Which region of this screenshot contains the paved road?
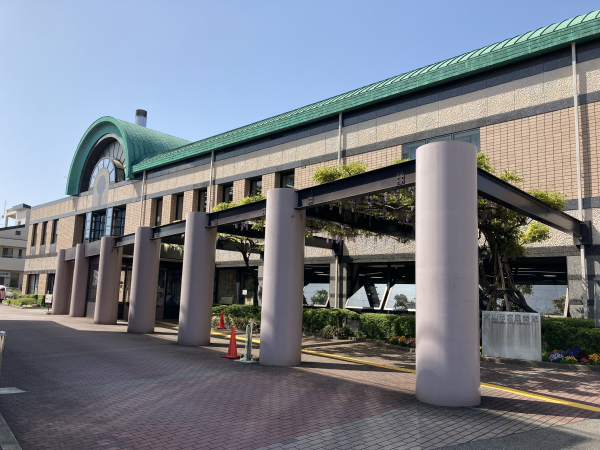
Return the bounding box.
[0,307,599,449]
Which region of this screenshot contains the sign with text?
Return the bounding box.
[482,311,541,361]
[45,294,53,304]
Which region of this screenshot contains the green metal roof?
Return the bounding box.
[65,117,190,195]
[132,10,600,174]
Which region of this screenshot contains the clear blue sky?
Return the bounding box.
[1,0,598,214]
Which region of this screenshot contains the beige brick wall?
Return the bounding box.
[56,215,84,250]
[38,273,48,296]
[163,195,177,224]
[183,190,197,217]
[213,185,224,208]
[124,202,140,235]
[262,173,280,192]
[233,179,249,202]
[480,103,600,198]
[22,274,29,294]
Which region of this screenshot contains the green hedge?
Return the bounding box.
[541,318,600,353]
[4,294,45,307]
[357,313,416,340]
[302,308,359,333]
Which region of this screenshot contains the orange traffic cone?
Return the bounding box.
[217,311,225,329]
[221,327,240,360]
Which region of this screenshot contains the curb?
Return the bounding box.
[481,356,600,372]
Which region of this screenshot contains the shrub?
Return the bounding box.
[357,314,398,340]
[541,318,600,354]
[302,308,359,333]
[320,325,354,339]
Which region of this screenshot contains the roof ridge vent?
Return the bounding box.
[135,109,147,127]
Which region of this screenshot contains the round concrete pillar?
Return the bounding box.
[178,212,218,346]
[70,243,89,317]
[260,188,306,366]
[52,249,73,315]
[127,227,161,334]
[94,236,123,325]
[415,140,480,407]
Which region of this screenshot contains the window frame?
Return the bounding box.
[222,183,234,203]
[197,190,207,213]
[155,198,163,227]
[280,171,295,189]
[175,194,185,221]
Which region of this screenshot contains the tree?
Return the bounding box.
[310,289,329,306]
[213,195,265,307]
[476,153,566,312]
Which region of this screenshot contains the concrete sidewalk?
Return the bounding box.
[0,308,598,449]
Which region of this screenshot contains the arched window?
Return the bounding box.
[89,157,125,189]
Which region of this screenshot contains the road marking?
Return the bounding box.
[0,388,25,395]
[155,321,600,413]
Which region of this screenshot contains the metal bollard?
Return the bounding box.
[238,322,258,363]
[0,331,6,382]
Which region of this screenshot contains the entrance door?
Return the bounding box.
[86,263,99,317]
[155,269,167,320]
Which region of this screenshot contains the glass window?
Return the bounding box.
[401,129,480,161]
[88,157,125,190]
[155,198,163,226]
[222,184,234,203]
[384,284,416,311]
[217,269,238,304]
[250,178,262,196]
[453,129,480,151]
[51,219,59,244]
[9,273,19,288]
[40,222,47,245]
[83,212,92,243]
[198,190,207,212]
[28,274,39,295]
[304,284,330,306]
[112,209,126,236]
[2,248,13,257]
[31,224,38,246]
[402,140,425,161]
[18,249,22,258]
[46,274,55,294]
[175,194,184,221]
[90,212,106,242]
[346,265,388,309]
[281,171,295,189]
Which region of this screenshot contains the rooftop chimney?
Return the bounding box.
[135,109,147,127]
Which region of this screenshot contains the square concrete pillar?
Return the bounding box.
[94,236,124,325]
[178,212,218,346]
[260,188,306,366]
[127,227,161,334]
[69,243,89,317]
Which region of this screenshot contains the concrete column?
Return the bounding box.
[69,244,89,317]
[260,188,306,366]
[52,249,73,315]
[127,227,161,334]
[415,140,480,407]
[178,212,218,346]
[94,236,124,325]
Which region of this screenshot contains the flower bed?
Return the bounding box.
[545,348,600,365]
[388,336,416,348]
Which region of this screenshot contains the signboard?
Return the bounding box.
[482,311,541,361]
[0,272,9,278]
[45,294,53,304]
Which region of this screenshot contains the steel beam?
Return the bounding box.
[306,208,415,240]
[207,200,266,227]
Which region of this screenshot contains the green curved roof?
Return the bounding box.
[132,10,600,173]
[65,117,190,195]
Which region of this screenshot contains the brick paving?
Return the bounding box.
[0,307,598,449]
